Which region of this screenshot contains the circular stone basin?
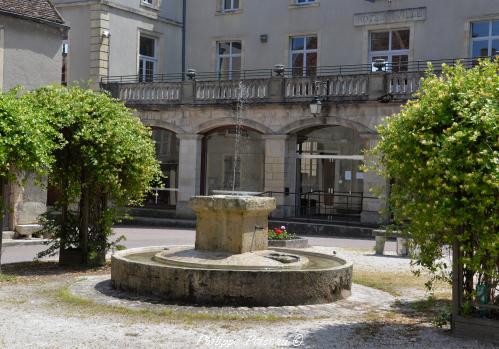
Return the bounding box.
[111,246,353,306]
[152,246,310,270]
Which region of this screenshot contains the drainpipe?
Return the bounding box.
[181,0,186,80]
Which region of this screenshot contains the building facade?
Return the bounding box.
[106,0,499,224]
[0,0,67,236]
[102,0,499,226]
[186,0,499,73]
[54,0,183,85]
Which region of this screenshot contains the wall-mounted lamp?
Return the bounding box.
[309,96,322,116]
[260,34,268,43]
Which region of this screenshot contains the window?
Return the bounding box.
[217,41,241,80]
[470,20,499,58]
[141,0,153,4]
[369,29,410,72]
[139,35,157,82]
[290,35,317,76]
[296,0,316,4]
[221,0,239,12]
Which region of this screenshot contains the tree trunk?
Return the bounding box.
[79,169,90,265]
[452,239,463,325]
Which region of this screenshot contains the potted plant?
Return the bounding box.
[268,225,308,248]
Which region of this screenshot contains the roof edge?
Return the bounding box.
[0,9,69,30]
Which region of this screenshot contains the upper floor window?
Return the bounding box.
[221,0,239,12]
[471,20,499,58]
[369,29,409,72]
[139,35,157,82]
[217,41,242,80]
[296,0,316,4]
[290,35,317,76]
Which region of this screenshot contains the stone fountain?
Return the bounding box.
[111,195,352,306]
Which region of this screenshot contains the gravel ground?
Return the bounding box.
[0,247,491,349]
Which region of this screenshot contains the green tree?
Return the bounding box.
[370,60,499,310]
[0,89,56,272]
[27,85,161,266]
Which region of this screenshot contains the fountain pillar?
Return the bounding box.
[188,195,276,254]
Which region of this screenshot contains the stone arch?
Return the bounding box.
[278,116,377,136]
[194,117,273,135]
[140,119,187,135]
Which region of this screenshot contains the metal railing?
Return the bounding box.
[257,190,380,225]
[101,56,494,84]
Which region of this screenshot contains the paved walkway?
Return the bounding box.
[1,226,396,264]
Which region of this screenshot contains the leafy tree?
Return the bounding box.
[370,60,498,311]
[26,86,161,266]
[0,89,56,272]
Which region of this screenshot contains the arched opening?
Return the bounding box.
[143,127,179,209]
[295,125,368,217]
[202,126,264,195]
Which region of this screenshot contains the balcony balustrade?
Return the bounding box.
[101,57,484,106]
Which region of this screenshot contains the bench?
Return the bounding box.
[372,229,409,257]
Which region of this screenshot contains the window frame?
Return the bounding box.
[470,19,499,58]
[138,34,158,82]
[289,35,318,77]
[221,0,240,13]
[216,40,242,80]
[368,29,410,72]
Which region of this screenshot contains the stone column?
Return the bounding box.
[360,135,386,225]
[263,135,294,218]
[176,134,203,219]
[89,4,109,89]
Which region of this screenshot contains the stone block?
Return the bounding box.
[15,224,42,239]
[374,235,386,255]
[15,202,45,225]
[396,237,408,256]
[189,195,276,254]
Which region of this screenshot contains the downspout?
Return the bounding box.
[182,0,186,80]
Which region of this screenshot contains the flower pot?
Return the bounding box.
[268,237,309,249]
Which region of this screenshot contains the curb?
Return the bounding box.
[2,239,50,247]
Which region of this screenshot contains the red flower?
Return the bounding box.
[274,228,283,235]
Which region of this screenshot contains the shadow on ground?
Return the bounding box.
[1,261,110,277]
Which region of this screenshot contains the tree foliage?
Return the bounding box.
[0,89,56,179]
[370,60,499,308]
[24,85,161,265]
